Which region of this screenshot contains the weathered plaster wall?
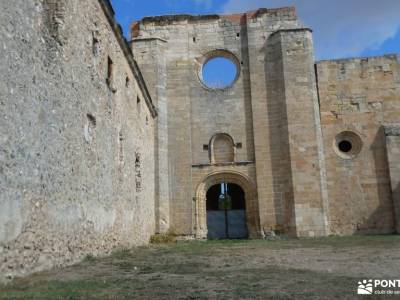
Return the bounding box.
[0,0,156,281]
[316,55,400,234]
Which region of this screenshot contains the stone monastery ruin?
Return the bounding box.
[1,0,399,280]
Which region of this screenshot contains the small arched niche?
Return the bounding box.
[210,133,235,164]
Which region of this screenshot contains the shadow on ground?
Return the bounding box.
[1,235,400,300]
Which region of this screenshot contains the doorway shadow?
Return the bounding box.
[206,183,248,239]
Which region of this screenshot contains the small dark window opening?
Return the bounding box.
[85,114,96,144]
[236,33,240,37]
[240,61,244,65]
[137,96,141,113]
[107,56,113,87]
[135,152,142,192]
[338,140,352,153]
[87,113,96,127]
[92,37,100,56]
[203,144,209,151]
[236,142,242,149]
[118,131,124,163]
[125,76,130,88]
[193,37,196,42]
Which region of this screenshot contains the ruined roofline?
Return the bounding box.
[270,28,313,36]
[130,7,296,35]
[98,0,157,117]
[316,53,400,64]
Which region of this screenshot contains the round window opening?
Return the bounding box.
[201,55,239,90]
[338,140,352,153]
[334,131,363,159]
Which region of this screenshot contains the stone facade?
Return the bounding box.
[1,1,399,281]
[316,56,400,234]
[132,9,400,239]
[385,125,400,233]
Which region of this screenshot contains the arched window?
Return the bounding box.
[210,133,235,164]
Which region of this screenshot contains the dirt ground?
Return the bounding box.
[1,235,400,299]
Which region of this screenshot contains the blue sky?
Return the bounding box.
[110,0,400,60]
[203,57,238,88]
[110,0,223,25]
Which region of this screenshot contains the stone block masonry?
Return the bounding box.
[0,0,156,281]
[316,55,400,235]
[385,125,400,233]
[1,0,400,282]
[132,9,399,239]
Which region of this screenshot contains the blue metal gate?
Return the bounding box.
[206,183,248,239]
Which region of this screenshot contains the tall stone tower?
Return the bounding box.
[131,8,329,238]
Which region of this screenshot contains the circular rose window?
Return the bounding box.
[198,50,240,90]
[333,131,363,159]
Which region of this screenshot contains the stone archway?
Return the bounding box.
[194,171,260,239]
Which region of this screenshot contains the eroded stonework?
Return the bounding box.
[131,8,399,240]
[1,0,399,281]
[0,0,156,281]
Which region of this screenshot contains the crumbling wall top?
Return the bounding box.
[98,0,157,117]
[131,7,296,38]
[316,53,399,65]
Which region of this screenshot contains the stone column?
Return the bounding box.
[276,28,329,237]
[132,38,170,234]
[385,125,400,233]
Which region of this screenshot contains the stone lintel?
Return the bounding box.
[192,161,254,168]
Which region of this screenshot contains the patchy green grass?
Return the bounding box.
[149,233,177,244]
[1,235,399,300]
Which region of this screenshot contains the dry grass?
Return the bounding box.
[1,235,399,299]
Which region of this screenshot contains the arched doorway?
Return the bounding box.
[194,171,260,239]
[206,183,248,239]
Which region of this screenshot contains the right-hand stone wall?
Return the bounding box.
[385,125,400,233]
[316,55,400,235]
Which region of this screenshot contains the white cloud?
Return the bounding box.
[222,0,400,59]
